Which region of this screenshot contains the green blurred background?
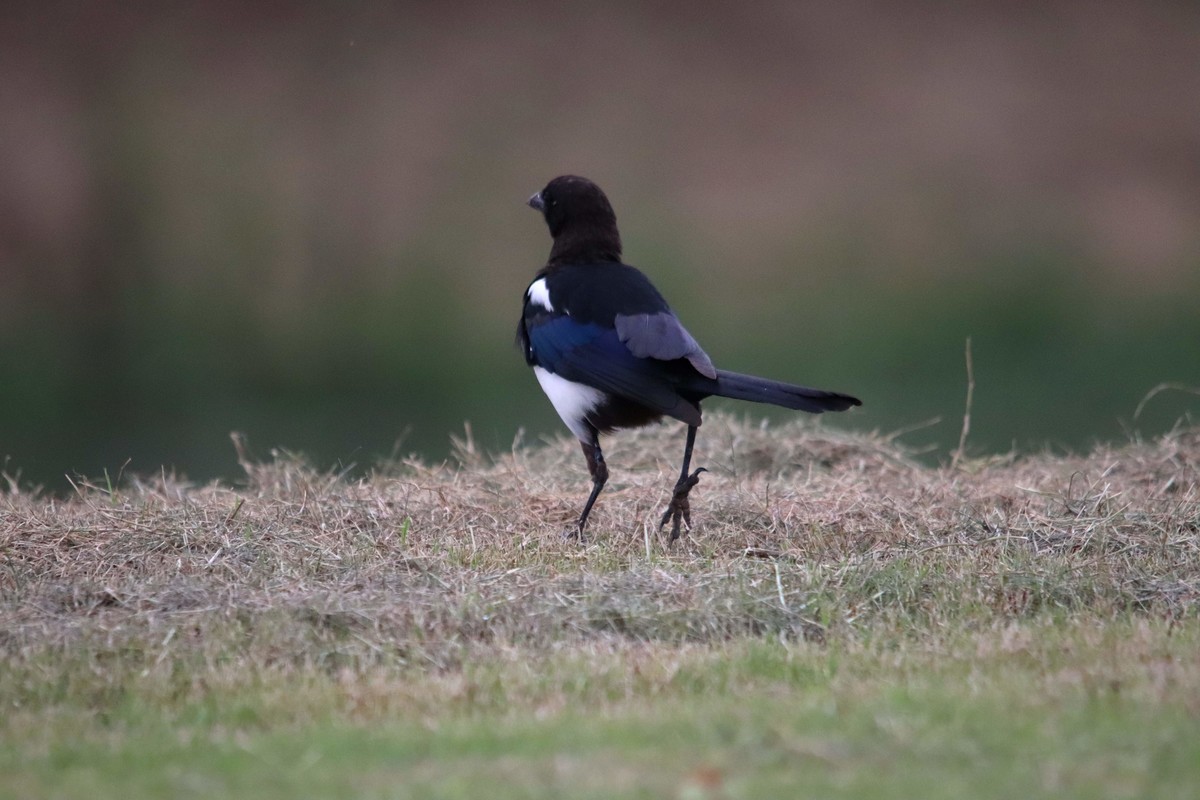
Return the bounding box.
[2,2,1198,489]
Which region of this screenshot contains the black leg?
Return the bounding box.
[575,433,608,539]
[659,425,706,542]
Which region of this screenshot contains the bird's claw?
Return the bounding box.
[659,467,707,543]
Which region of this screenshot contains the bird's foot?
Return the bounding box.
[659,467,707,543]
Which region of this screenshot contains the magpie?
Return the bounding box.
[517,175,861,541]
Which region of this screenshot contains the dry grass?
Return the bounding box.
[3,415,1200,797]
[2,414,1197,671]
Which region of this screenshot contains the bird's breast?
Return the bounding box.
[532,366,607,441]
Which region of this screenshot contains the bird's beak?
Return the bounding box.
[527,191,545,212]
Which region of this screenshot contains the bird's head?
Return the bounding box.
[528,175,622,265]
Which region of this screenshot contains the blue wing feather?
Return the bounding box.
[526,316,700,424]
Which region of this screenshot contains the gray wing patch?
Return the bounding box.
[614,312,717,379]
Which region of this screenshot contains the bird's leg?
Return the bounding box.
[574,435,608,539]
[659,425,706,543]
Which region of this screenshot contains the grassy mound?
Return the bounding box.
[2,415,1198,798]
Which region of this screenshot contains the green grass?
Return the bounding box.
[3,623,1198,799]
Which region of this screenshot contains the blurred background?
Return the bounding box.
[2,1,1198,489]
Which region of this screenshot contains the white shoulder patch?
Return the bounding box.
[526,277,554,312]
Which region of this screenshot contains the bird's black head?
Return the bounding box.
[528,175,623,266]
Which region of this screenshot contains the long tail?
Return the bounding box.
[709,369,861,414]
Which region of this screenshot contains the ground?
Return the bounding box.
[2,415,1198,798]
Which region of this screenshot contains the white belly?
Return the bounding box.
[533,366,606,441]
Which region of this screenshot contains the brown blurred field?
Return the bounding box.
[1,2,1198,487]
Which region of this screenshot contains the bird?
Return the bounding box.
[517,175,860,542]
